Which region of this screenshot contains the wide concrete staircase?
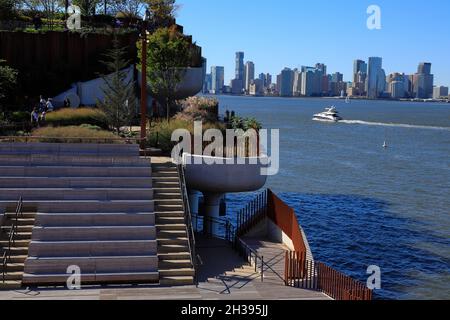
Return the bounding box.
[152,162,194,286]
[0,143,158,286]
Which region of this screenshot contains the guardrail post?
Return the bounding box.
[261,256,264,282]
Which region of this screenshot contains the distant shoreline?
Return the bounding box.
[204,94,450,104]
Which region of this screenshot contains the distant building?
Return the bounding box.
[244,61,255,93]
[201,58,208,93]
[265,73,272,88]
[204,73,212,93]
[280,68,294,97]
[433,86,449,99]
[235,52,245,81]
[249,79,264,96]
[413,62,434,99]
[352,59,367,96]
[366,57,384,99]
[231,79,244,95]
[211,66,224,94]
[390,81,405,99]
[233,52,245,93]
[293,69,302,96]
[301,69,315,97]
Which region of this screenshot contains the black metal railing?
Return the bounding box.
[1,197,23,283]
[176,164,198,286]
[236,190,268,237]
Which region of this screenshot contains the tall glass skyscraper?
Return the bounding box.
[366,57,383,99]
[211,66,225,95]
[235,52,245,80]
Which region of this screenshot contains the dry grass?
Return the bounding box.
[45,108,109,128]
[32,126,124,144]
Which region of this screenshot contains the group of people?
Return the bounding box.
[31,95,54,126]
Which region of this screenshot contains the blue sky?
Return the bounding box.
[176,0,450,86]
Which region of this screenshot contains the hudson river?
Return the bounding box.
[215,95,450,300]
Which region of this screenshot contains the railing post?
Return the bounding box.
[261,256,264,282]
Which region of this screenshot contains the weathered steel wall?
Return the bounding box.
[0,31,139,98]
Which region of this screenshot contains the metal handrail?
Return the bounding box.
[1,197,23,283]
[177,164,198,286]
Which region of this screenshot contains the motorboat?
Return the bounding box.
[313,106,343,122]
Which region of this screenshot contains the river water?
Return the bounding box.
[213,95,450,300]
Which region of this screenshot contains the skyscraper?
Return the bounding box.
[211,66,225,95]
[244,61,255,93]
[235,52,245,80]
[201,57,208,94]
[353,60,367,83]
[280,68,294,97]
[413,62,434,99]
[366,57,383,99]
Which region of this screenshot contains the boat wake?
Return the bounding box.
[340,120,450,131]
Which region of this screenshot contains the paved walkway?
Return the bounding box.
[0,236,329,300]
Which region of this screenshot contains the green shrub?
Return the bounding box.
[32,126,124,144]
[9,111,29,123]
[46,108,109,129]
[148,119,225,153]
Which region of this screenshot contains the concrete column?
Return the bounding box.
[202,192,224,235]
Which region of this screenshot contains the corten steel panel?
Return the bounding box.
[267,189,307,254]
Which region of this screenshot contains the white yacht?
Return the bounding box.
[313,106,343,122]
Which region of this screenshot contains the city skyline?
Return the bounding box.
[177,0,450,87]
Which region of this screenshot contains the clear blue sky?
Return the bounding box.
[176,0,450,86]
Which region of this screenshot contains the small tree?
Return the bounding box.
[138,26,191,121]
[0,60,18,114]
[97,37,137,135]
[144,0,178,27]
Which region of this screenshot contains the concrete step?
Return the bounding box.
[155,204,183,212]
[2,272,23,281]
[152,176,179,182]
[31,226,156,241]
[4,212,36,219]
[156,216,185,225]
[2,200,154,213]
[156,211,184,218]
[0,188,154,201]
[34,212,155,227]
[14,218,35,226]
[158,252,191,261]
[159,259,192,269]
[22,272,159,285]
[152,172,178,178]
[158,244,189,253]
[0,280,22,290]
[158,238,189,246]
[159,268,195,277]
[0,263,24,272]
[160,276,194,286]
[0,239,30,247]
[0,143,140,155]
[157,224,186,231]
[153,182,180,188]
[154,193,181,200]
[7,247,29,255]
[28,240,157,257]
[155,199,183,205]
[157,230,187,238]
[24,256,158,274]
[0,177,153,188]
[0,166,152,178]
[5,255,27,263]
[0,154,151,167]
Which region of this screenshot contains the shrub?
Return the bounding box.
[32,126,124,144]
[9,111,29,123]
[174,96,219,122]
[45,108,109,129]
[148,119,225,154]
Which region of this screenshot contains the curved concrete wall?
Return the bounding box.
[183,154,268,193]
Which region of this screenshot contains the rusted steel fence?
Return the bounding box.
[285,251,373,300]
[267,190,307,254]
